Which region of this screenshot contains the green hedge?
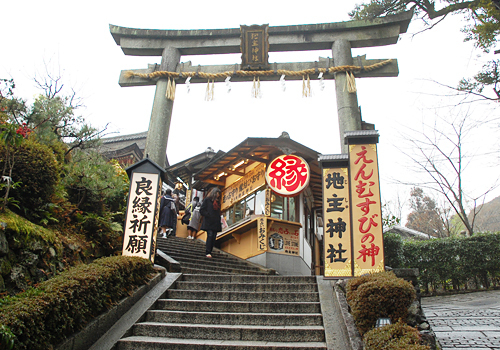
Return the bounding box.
[384,232,500,292]
[0,255,155,350]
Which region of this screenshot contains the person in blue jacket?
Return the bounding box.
[200,187,222,258]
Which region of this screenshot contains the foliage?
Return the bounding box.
[406,187,445,238]
[0,79,129,296]
[0,256,155,350]
[382,201,402,229]
[0,138,62,222]
[383,214,401,229]
[396,232,500,292]
[463,0,500,52]
[346,271,416,335]
[28,94,103,156]
[363,320,430,350]
[63,150,129,216]
[0,118,29,212]
[75,211,123,256]
[459,59,500,101]
[0,79,27,125]
[384,232,406,268]
[349,0,500,102]
[0,324,15,350]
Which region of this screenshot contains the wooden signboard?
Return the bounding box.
[122,172,161,263]
[240,24,269,70]
[349,144,385,276]
[221,163,266,211]
[322,166,353,278]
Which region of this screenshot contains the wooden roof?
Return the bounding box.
[165,149,221,187]
[192,135,323,210]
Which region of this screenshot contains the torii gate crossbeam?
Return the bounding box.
[110,11,412,168]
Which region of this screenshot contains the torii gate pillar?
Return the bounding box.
[145,47,180,168]
[333,39,361,153]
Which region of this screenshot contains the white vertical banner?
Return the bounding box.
[122,172,161,262]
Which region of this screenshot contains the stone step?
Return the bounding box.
[159,247,252,267]
[114,237,329,350]
[116,336,327,349]
[180,266,256,275]
[159,246,253,261]
[180,274,316,284]
[145,310,323,326]
[156,236,276,276]
[131,322,326,342]
[158,237,249,262]
[179,262,265,275]
[166,289,320,302]
[175,281,318,292]
[164,252,264,271]
[170,255,263,272]
[155,299,322,314]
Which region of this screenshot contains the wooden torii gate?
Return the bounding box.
[110,11,412,168]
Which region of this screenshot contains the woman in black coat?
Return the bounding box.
[200,187,222,258]
[159,189,176,237]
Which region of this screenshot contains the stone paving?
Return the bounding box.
[421,290,500,349]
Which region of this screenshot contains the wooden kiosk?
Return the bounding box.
[167,134,323,275]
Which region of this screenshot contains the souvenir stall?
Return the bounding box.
[181,134,324,275]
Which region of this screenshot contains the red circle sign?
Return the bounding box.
[266,155,310,197]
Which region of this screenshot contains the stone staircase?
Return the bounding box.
[114,236,333,349]
[156,236,275,275]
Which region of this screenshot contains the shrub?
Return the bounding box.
[0,255,155,350]
[363,320,430,350]
[346,271,416,335]
[0,138,61,217]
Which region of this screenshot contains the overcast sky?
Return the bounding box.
[2,0,499,219]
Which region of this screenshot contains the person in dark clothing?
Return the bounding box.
[200,187,222,258]
[186,196,201,239]
[159,189,176,238]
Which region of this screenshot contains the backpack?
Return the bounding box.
[181,211,191,225]
[181,203,193,225]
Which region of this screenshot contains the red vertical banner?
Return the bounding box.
[322,167,353,278]
[348,144,385,276]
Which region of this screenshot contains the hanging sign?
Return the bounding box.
[349,144,385,276]
[264,188,272,216]
[257,217,267,251]
[266,154,310,197]
[323,167,353,278]
[240,24,270,70]
[221,163,266,211]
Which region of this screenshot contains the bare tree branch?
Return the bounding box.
[395,110,499,236]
